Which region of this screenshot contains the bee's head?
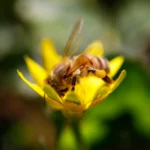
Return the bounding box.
[46,62,72,96]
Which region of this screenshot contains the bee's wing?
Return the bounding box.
[67,54,90,75]
[63,18,83,58]
[84,41,104,56]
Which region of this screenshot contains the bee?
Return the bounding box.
[45,19,113,96]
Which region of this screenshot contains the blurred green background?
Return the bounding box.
[0,0,150,149]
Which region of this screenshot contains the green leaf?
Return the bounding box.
[43,85,62,102]
[64,92,81,105]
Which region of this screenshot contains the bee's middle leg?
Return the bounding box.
[71,76,77,91]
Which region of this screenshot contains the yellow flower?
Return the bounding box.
[17,39,126,117]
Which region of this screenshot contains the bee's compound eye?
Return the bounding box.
[63,75,67,79]
[51,83,56,88]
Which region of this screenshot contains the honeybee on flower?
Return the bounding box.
[17,18,126,117]
[46,19,113,96]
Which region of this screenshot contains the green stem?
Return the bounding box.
[52,111,89,150]
[69,119,88,150]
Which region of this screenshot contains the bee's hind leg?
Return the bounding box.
[88,68,113,84]
[102,75,113,84]
[88,68,106,78]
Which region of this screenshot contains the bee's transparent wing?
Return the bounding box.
[67,54,89,75]
[84,41,104,56]
[63,18,83,58]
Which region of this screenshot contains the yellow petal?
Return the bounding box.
[90,70,126,107]
[17,70,63,110]
[43,85,62,103]
[77,75,104,107]
[24,56,47,87]
[90,86,110,107]
[45,95,63,110]
[41,39,61,72]
[96,85,111,99]
[90,93,109,107]
[109,56,124,77]
[74,83,85,104]
[84,41,104,56]
[110,70,126,92]
[17,70,45,97]
[63,92,84,112]
[86,85,110,109]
